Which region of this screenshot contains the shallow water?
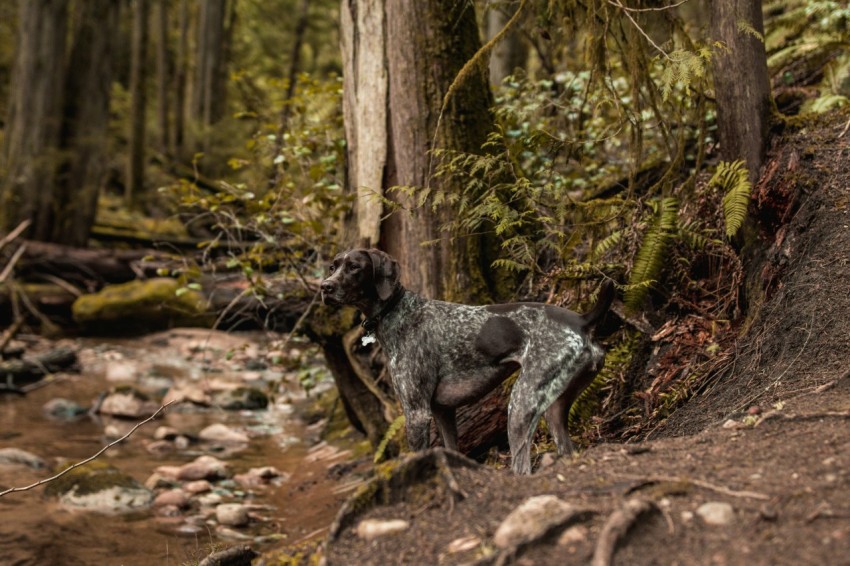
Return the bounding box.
[0,333,357,566]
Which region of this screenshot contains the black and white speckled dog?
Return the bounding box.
[320,248,614,474]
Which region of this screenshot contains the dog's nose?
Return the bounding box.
[321,281,336,295]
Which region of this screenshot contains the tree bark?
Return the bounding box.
[55,0,118,247]
[1,0,68,241]
[710,0,772,182]
[127,0,150,206]
[486,0,528,85]
[192,0,228,150]
[171,0,189,157]
[156,0,170,154]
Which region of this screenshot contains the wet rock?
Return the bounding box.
[197,492,223,507]
[153,426,180,441]
[145,472,179,490]
[97,386,159,419]
[216,503,250,527]
[199,423,250,445]
[493,495,580,549]
[42,398,87,420]
[105,361,137,382]
[162,384,211,407]
[154,488,190,509]
[146,440,176,455]
[184,480,213,494]
[0,447,46,469]
[174,435,191,450]
[177,455,231,481]
[234,466,288,488]
[212,387,269,411]
[44,462,153,513]
[156,504,183,517]
[697,502,735,526]
[355,518,410,540]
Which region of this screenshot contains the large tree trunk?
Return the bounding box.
[55,0,118,247]
[0,0,68,241]
[155,0,170,154]
[127,0,150,207]
[192,0,228,150]
[171,0,189,157]
[710,0,772,182]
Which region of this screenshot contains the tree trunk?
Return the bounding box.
[192,0,228,150]
[55,0,118,247]
[171,0,189,157]
[156,0,170,154]
[486,0,528,85]
[710,0,772,182]
[127,0,150,207]
[0,0,68,241]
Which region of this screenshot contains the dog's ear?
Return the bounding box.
[367,249,399,301]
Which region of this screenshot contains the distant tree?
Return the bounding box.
[171,0,189,157]
[1,0,68,240]
[486,0,528,85]
[710,0,772,181]
[127,0,150,206]
[55,0,119,245]
[155,0,170,154]
[192,0,229,150]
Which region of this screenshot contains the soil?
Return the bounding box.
[319,114,850,565]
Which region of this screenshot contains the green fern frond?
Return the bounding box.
[659,49,711,101]
[373,415,405,464]
[492,258,531,273]
[710,160,752,238]
[592,230,623,261]
[677,220,716,250]
[625,197,678,311]
[737,19,764,42]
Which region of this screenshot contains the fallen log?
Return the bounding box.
[0,347,78,387]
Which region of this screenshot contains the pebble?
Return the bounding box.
[154,489,190,509]
[98,389,159,419]
[355,518,410,540]
[696,502,735,526]
[199,423,250,444]
[177,455,231,481]
[0,447,46,469]
[184,480,213,494]
[197,493,223,507]
[42,398,87,420]
[105,361,137,382]
[493,495,581,549]
[234,466,288,488]
[153,426,180,440]
[145,472,178,490]
[216,503,250,527]
[558,525,589,546]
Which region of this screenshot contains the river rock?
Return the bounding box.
[162,384,211,407]
[42,398,87,420]
[154,488,190,509]
[215,503,250,527]
[355,518,410,540]
[199,423,249,444]
[212,387,269,411]
[493,495,581,549]
[184,480,213,494]
[0,447,46,469]
[233,466,289,488]
[45,462,153,513]
[177,455,231,481]
[97,387,159,419]
[145,472,179,490]
[153,426,180,440]
[697,502,735,526]
[105,361,137,382]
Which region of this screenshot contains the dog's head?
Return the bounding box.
[320,248,400,308]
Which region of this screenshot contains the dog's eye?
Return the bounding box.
[348,263,361,272]
[328,265,336,274]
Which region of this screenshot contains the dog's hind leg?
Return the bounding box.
[432,405,458,451]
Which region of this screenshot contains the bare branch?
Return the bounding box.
[608,0,672,60]
[0,401,174,498]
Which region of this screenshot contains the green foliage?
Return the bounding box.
[624,197,678,311]
[710,160,752,239]
[373,415,405,464]
[659,47,716,102]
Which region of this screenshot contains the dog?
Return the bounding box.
[320,248,614,474]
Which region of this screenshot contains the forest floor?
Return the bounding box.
[308,116,850,565]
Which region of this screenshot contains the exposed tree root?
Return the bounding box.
[592,498,658,566]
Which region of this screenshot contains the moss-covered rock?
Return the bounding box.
[44,461,153,513]
[72,278,210,332]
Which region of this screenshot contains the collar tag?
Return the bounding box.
[361,333,377,346]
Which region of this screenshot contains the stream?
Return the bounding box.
[0,329,362,566]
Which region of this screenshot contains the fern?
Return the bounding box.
[592,229,623,261]
[625,197,678,311]
[658,47,714,101]
[373,415,405,464]
[710,160,752,238]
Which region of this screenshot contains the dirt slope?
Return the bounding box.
[320,115,850,565]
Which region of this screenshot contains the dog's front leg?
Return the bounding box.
[432,405,458,451]
[404,406,432,451]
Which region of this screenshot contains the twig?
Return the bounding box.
[608,0,672,60]
[838,116,850,139]
[614,0,691,12]
[624,474,769,501]
[0,318,24,353]
[592,498,657,566]
[0,220,31,252]
[0,243,26,284]
[0,401,174,498]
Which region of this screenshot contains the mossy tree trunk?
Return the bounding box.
[710,0,772,182]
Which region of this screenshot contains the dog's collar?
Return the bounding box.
[361,287,405,333]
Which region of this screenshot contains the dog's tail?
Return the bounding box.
[581,280,615,330]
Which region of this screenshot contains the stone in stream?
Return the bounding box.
[184,479,213,494]
[42,398,87,420]
[233,466,290,488]
[212,387,269,411]
[44,461,153,513]
[199,423,250,445]
[176,455,231,481]
[153,488,190,509]
[97,386,159,419]
[0,447,46,469]
[215,503,250,527]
